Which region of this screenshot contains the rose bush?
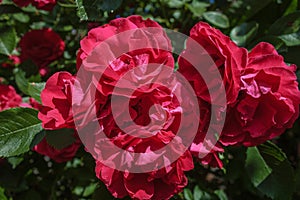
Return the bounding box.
[0,1,300,200]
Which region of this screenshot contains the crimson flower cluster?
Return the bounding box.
[35,16,300,199]
[1,15,299,200]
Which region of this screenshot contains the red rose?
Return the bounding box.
[89,85,196,199]
[0,84,22,111]
[77,15,174,71]
[31,0,56,11]
[36,72,80,162]
[13,0,31,7]
[38,72,74,129]
[177,22,247,167]
[95,133,194,199]
[76,15,175,131]
[33,133,81,163]
[75,16,199,199]
[178,22,247,105]
[86,78,196,199]
[20,28,65,68]
[220,42,300,146]
[13,0,56,11]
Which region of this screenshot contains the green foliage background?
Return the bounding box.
[0,0,300,199]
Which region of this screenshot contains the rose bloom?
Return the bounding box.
[95,149,193,200]
[75,15,202,199]
[0,84,22,111]
[92,84,195,199]
[76,15,174,71]
[33,132,81,163]
[37,71,81,162]
[178,22,247,105]
[220,42,300,146]
[177,22,247,167]
[13,0,56,11]
[31,0,56,11]
[20,28,65,69]
[13,0,31,7]
[38,71,74,129]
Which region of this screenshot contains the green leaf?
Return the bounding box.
[187,1,210,17]
[203,11,230,29]
[0,26,17,56]
[278,31,300,46]
[245,147,272,187]
[29,130,46,149]
[15,69,45,103]
[183,188,193,200]
[214,190,228,200]
[21,4,38,13]
[230,22,259,47]
[7,156,24,169]
[75,0,88,20]
[258,141,286,162]
[193,186,202,200]
[245,142,295,200]
[283,0,298,16]
[100,0,123,11]
[163,0,186,8]
[0,187,7,200]
[81,0,102,21]
[45,129,76,150]
[76,0,122,21]
[30,22,46,30]
[13,13,30,23]
[269,11,300,35]
[83,183,98,197]
[73,186,84,196]
[15,70,29,95]
[28,82,45,103]
[1,0,14,4]
[0,108,42,157]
